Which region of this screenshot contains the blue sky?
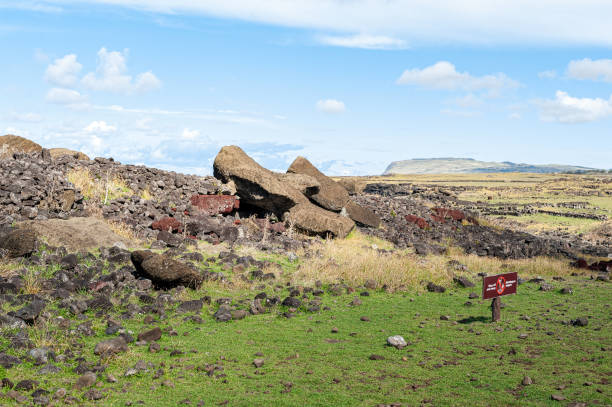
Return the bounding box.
[1,1,611,175]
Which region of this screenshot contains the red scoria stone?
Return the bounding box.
[190,195,240,215]
[151,217,183,233]
[405,214,429,229]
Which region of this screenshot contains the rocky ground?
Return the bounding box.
[0,135,610,406]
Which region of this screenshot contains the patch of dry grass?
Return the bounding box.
[67,167,133,204]
[140,188,153,201]
[21,269,43,295]
[291,232,451,292]
[287,231,580,292]
[104,219,141,245]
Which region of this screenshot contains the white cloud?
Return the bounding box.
[316,99,346,113]
[44,54,82,87]
[7,112,43,123]
[537,91,612,123]
[84,120,116,133]
[317,34,407,50]
[508,112,521,120]
[31,1,612,46]
[181,128,199,139]
[397,61,519,95]
[567,58,612,83]
[45,87,88,106]
[538,70,557,79]
[81,47,161,94]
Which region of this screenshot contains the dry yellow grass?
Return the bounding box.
[140,188,153,201]
[67,167,133,204]
[291,232,451,292]
[22,269,43,295]
[104,219,141,245]
[286,231,579,292]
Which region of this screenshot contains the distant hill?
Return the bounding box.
[383,158,602,175]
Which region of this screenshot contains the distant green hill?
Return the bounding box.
[383,158,602,175]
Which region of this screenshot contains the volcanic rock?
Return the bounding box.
[287,156,380,227]
[0,228,38,258]
[285,203,354,238]
[137,327,162,343]
[189,195,240,215]
[213,145,307,215]
[94,337,128,356]
[275,173,320,196]
[131,250,203,289]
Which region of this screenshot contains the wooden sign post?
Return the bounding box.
[482,272,518,322]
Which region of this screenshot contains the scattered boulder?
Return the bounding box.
[131,251,203,289]
[94,337,128,356]
[9,299,46,324]
[137,327,162,343]
[387,335,407,349]
[426,282,446,293]
[190,195,240,215]
[453,276,475,288]
[152,217,183,233]
[0,228,38,258]
[75,372,96,389]
[571,317,588,327]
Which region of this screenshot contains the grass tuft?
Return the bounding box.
[67,167,133,204]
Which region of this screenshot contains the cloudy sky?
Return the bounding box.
[1,1,611,174]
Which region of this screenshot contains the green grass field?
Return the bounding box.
[0,260,609,406]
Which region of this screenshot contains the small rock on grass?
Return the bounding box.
[369,354,385,360]
[137,327,162,343]
[253,359,264,368]
[522,376,533,386]
[387,335,407,349]
[551,394,566,401]
[75,372,96,389]
[571,317,588,327]
[94,337,128,356]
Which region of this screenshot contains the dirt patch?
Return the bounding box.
[19,217,132,251]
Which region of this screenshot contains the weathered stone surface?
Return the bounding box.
[275,173,320,196]
[0,228,38,258]
[151,217,183,233]
[285,203,354,238]
[0,134,42,158]
[21,217,130,252]
[131,250,203,289]
[9,299,46,324]
[94,336,128,356]
[387,335,407,349]
[190,195,239,215]
[48,148,90,161]
[213,145,307,215]
[344,200,381,228]
[137,327,162,343]
[287,156,380,227]
[287,156,349,211]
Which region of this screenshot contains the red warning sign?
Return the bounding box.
[482,272,518,300]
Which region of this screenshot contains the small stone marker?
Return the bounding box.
[482,272,518,322]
